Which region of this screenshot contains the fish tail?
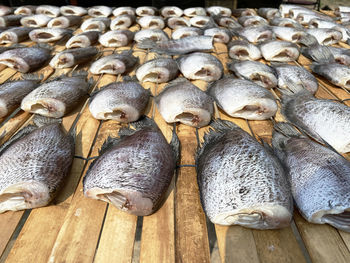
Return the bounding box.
[298,33,318,47]
[33,43,53,51]
[137,39,157,50]
[71,70,88,78]
[301,44,335,63]
[170,123,180,165]
[129,115,157,131]
[32,114,62,127]
[21,73,44,82]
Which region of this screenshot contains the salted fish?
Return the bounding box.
[204,27,231,43]
[47,16,82,28]
[238,26,274,43]
[89,51,138,75]
[238,15,268,27]
[271,26,317,46]
[232,8,257,17]
[228,40,262,61]
[327,46,350,65]
[15,5,36,15]
[89,80,150,122]
[177,52,223,81]
[155,78,213,127]
[270,17,303,29]
[228,60,277,89]
[134,29,169,43]
[212,15,241,29]
[296,12,333,25]
[336,6,350,15]
[0,5,12,16]
[0,27,33,44]
[183,7,206,17]
[279,4,307,17]
[29,28,72,43]
[272,122,350,232]
[36,5,60,18]
[258,8,280,20]
[136,6,158,16]
[88,6,112,17]
[60,5,87,16]
[138,36,213,55]
[196,119,293,228]
[281,89,350,153]
[0,120,74,213]
[98,30,134,48]
[207,6,231,17]
[306,28,342,45]
[0,46,51,73]
[172,27,203,39]
[0,76,40,117]
[301,44,335,63]
[20,14,51,27]
[166,17,191,29]
[110,14,136,30]
[288,8,315,19]
[309,19,350,42]
[65,31,99,48]
[190,16,215,28]
[138,16,165,29]
[310,63,350,90]
[112,7,136,16]
[273,63,318,94]
[21,74,89,118]
[83,117,178,216]
[49,47,98,69]
[160,6,183,17]
[208,77,277,120]
[260,40,300,62]
[136,57,178,83]
[0,15,23,27]
[81,17,110,32]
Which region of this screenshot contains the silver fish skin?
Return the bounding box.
[296,12,333,25]
[208,77,277,120]
[0,15,23,27]
[112,7,136,16]
[190,15,214,28]
[47,16,82,28]
[204,27,231,43]
[172,27,203,39]
[336,6,350,14]
[83,117,178,216]
[309,19,350,42]
[98,30,134,48]
[310,63,350,90]
[212,15,242,29]
[15,5,36,15]
[269,17,303,29]
[238,26,274,43]
[81,17,110,32]
[60,5,87,16]
[207,6,232,17]
[272,122,350,232]
[134,29,169,43]
[166,17,191,29]
[177,52,223,81]
[0,46,51,73]
[0,122,74,213]
[0,5,12,16]
[160,6,183,17]
[0,78,39,117]
[138,36,213,55]
[136,57,178,83]
[0,27,33,44]
[89,51,138,75]
[260,40,300,62]
[138,15,165,29]
[110,14,136,30]
[36,5,60,18]
[271,26,317,46]
[327,46,350,65]
[65,31,100,48]
[232,8,257,17]
[155,78,213,127]
[238,15,268,27]
[227,40,262,61]
[301,45,335,63]
[258,8,280,20]
[88,6,112,17]
[21,75,89,118]
[89,81,150,121]
[228,60,277,89]
[29,28,72,43]
[183,7,206,17]
[196,119,293,228]
[49,47,98,69]
[273,63,318,94]
[306,28,342,45]
[279,4,304,17]
[288,8,316,19]
[20,14,51,27]
[136,6,158,17]
[281,90,350,153]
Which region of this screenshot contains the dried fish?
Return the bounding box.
[0,5,12,16]
[160,6,183,17]
[172,27,203,39]
[270,17,303,29]
[166,17,191,29]
[260,40,300,62]
[134,29,169,43]
[227,40,262,61]
[47,16,82,28]
[306,28,342,45]
[258,8,280,20]
[0,27,33,44]
[204,27,231,43]
[135,6,158,16]
[49,47,98,68]
[88,6,112,17]
[81,17,110,32]
[212,15,241,28]
[110,14,136,30]
[238,26,274,43]
[0,15,23,27]
[29,28,72,43]
[138,15,165,29]
[66,31,99,48]
[98,30,134,47]
[36,5,60,18]
[112,7,136,16]
[190,16,215,28]
[20,14,52,27]
[14,5,36,15]
[272,26,317,46]
[232,8,257,17]
[60,5,87,16]
[238,15,268,27]
[136,57,178,83]
[206,6,231,17]
[310,63,350,90]
[183,7,206,17]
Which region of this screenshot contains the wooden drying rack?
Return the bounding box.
[0,9,350,263]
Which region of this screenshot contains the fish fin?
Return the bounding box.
[137,39,157,50]
[301,45,335,63]
[32,114,62,127]
[71,70,88,78]
[122,75,138,82]
[98,135,121,156]
[129,115,158,131]
[170,123,180,165]
[20,73,43,82]
[297,33,318,47]
[9,43,26,49]
[33,43,54,51]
